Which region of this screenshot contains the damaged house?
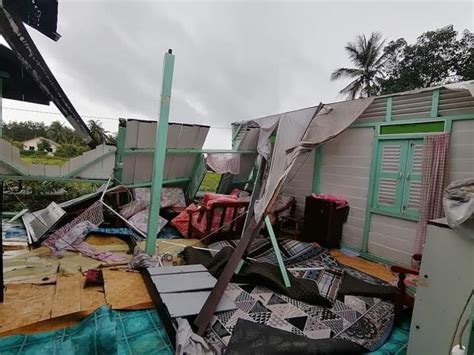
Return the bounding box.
[0,1,473,354]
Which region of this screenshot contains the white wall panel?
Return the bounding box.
[280,150,314,216]
[320,127,374,250]
[368,214,417,265]
[449,120,474,182]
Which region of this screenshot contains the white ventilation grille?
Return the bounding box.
[358,97,386,121]
[392,91,432,120]
[382,145,401,172]
[378,178,397,205]
[411,144,423,174]
[407,181,421,210]
[438,88,474,116]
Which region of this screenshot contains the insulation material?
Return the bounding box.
[102,269,153,310]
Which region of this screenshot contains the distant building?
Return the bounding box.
[22,137,60,155]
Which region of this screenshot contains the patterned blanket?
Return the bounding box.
[201,238,394,354]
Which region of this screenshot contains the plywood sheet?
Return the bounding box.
[50,274,106,318]
[102,269,153,310]
[330,250,396,283]
[0,283,56,334]
[0,275,107,336]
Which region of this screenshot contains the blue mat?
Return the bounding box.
[0,306,173,355]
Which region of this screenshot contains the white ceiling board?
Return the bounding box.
[161,291,236,318]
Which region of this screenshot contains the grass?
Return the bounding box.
[199,172,221,192]
[20,155,69,165]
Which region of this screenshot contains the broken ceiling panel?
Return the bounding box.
[22,202,66,244]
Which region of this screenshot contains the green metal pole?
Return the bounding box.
[430,89,440,118]
[145,49,175,255]
[264,216,291,288]
[312,145,323,193]
[113,119,127,182]
[385,97,393,122]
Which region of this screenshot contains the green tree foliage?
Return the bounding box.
[47,121,66,143]
[55,143,88,158]
[3,180,100,211]
[3,120,84,145]
[381,25,473,94]
[3,119,120,149]
[88,119,108,144]
[332,25,474,98]
[47,120,83,145]
[3,121,48,141]
[330,32,388,99]
[37,139,52,153]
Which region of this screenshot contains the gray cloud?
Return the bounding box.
[3,1,472,147]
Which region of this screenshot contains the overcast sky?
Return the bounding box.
[1,0,473,148]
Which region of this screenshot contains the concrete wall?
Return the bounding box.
[320,127,374,250]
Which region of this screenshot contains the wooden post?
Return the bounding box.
[194,157,267,335]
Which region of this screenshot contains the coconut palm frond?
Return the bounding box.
[331,32,387,100]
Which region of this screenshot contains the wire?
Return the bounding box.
[3,106,233,129]
[3,107,119,121]
[450,289,473,351]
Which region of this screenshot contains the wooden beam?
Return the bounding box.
[194,157,267,335]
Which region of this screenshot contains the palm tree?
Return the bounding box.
[87,120,108,144]
[331,32,388,100]
[48,121,66,143]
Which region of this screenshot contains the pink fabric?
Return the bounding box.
[53,221,126,263]
[171,203,198,237]
[310,193,349,208]
[170,191,243,238]
[43,201,104,249]
[415,133,450,254]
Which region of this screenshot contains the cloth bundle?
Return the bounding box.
[443,178,474,228]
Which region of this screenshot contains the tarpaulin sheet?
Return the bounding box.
[0,306,173,354]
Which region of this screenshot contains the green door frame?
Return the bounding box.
[311,90,474,262]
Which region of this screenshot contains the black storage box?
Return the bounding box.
[301,196,350,248]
